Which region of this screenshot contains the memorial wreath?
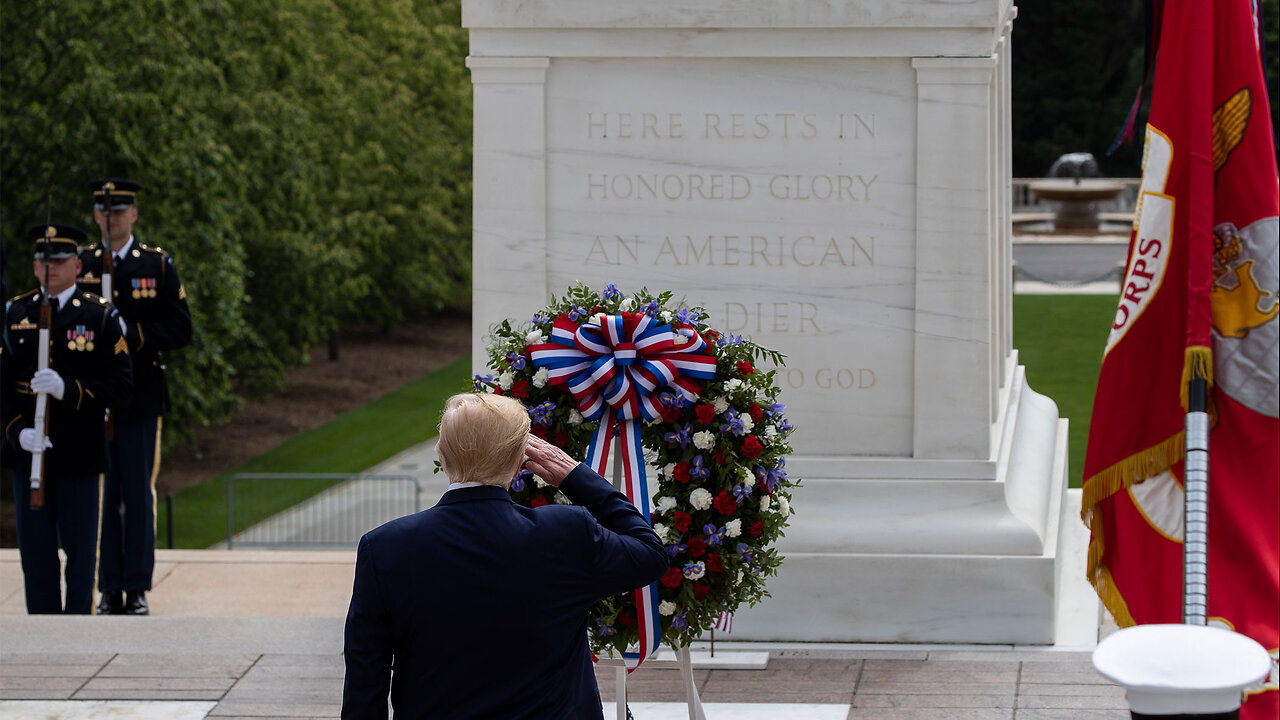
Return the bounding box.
[474,283,797,667]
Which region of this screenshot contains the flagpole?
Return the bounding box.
[1183,376,1209,626]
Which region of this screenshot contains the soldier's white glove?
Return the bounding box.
[19,428,52,453]
[30,368,66,400]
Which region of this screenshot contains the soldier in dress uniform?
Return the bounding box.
[79,179,192,616]
[2,224,132,614]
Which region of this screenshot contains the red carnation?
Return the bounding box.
[736,360,754,375]
[531,496,549,508]
[706,553,723,573]
[492,387,504,396]
[741,435,764,459]
[695,403,717,425]
[591,305,603,313]
[660,567,684,588]
[530,424,548,439]
[693,583,710,600]
[511,381,530,399]
[661,404,683,423]
[687,537,707,558]
[714,490,738,515]
[672,462,691,484]
[617,611,636,626]
[750,521,764,536]
[748,403,763,422]
[714,449,727,466]
[553,429,570,446]
[672,512,692,532]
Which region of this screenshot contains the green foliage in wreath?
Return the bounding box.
[473,282,798,654]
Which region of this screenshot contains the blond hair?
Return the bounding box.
[436,393,530,485]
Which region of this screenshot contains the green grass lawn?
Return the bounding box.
[167,355,472,548]
[1013,294,1119,487]
[162,296,1117,547]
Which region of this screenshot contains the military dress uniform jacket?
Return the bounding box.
[341,464,670,720]
[78,239,191,422]
[2,290,133,476]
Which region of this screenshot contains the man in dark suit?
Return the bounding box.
[2,224,132,614]
[342,393,668,720]
[78,178,192,616]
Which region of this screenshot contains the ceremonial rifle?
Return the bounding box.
[28,227,56,509]
[98,182,115,437]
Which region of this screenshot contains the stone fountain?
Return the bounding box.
[1029,152,1126,231]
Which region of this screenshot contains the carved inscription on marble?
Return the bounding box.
[584,234,875,268]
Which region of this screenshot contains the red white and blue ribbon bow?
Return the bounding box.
[529,311,717,671]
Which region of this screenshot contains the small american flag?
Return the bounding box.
[712,610,733,633]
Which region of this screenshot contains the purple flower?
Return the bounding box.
[666,542,687,557]
[754,461,787,493]
[778,416,794,434]
[703,523,726,547]
[765,402,786,418]
[568,304,589,322]
[689,455,710,481]
[510,471,531,492]
[663,423,693,449]
[641,300,660,317]
[732,484,751,503]
[658,391,684,409]
[717,332,744,347]
[528,401,556,427]
[719,409,746,436]
[736,542,754,563]
[505,352,526,371]
[472,373,493,391]
[595,617,617,637]
[674,307,702,325]
[602,283,622,300]
[671,611,689,630]
[531,313,547,326]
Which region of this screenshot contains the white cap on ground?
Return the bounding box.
[1093,624,1271,715]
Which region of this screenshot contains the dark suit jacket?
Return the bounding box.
[342,463,668,720]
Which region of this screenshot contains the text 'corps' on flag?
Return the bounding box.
[1081,0,1279,717]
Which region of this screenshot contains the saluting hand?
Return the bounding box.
[523,434,579,488]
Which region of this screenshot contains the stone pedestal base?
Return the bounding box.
[729,368,1073,644]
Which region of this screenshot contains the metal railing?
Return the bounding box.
[225,473,422,549]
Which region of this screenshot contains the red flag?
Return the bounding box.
[1082,0,1279,715]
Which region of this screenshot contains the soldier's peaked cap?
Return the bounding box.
[88,178,143,211]
[28,223,88,260]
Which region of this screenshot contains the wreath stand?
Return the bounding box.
[596,646,706,720]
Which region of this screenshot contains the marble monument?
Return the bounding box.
[463,0,1077,643]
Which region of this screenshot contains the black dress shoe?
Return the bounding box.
[97,592,123,615]
[123,591,149,616]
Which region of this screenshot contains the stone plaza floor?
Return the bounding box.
[0,548,1128,719]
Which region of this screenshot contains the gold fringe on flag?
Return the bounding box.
[1180,345,1214,409]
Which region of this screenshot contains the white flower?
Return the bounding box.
[764,425,778,439]
[724,378,743,393]
[713,396,729,414]
[653,523,670,542]
[778,496,791,518]
[525,329,545,345]
[497,371,514,390]
[532,367,550,388]
[660,310,673,322]
[534,476,549,488]
[643,446,659,464]
[741,470,755,489]
[760,495,772,511]
[692,431,715,450]
[568,409,583,425]
[554,492,571,504]
[663,462,676,478]
[659,601,678,616]
[725,519,742,537]
[655,496,677,515]
[689,488,713,511]
[619,297,636,311]
[685,561,706,581]
[735,570,744,586]
[672,332,688,345]
[740,415,754,434]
